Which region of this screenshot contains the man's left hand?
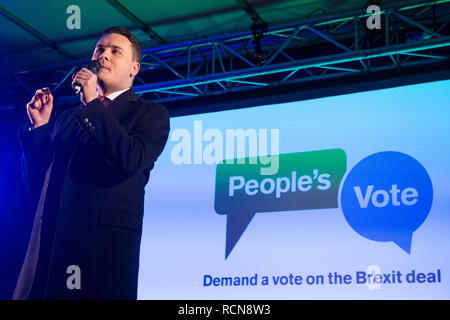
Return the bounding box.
[72,68,98,105]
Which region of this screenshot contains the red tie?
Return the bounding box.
[99,96,112,107]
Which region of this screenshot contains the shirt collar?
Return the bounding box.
[102,87,130,101]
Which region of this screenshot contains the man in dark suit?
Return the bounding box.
[13,27,170,299]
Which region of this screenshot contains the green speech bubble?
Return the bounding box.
[214,148,347,259]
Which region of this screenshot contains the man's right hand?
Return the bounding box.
[26,87,53,129]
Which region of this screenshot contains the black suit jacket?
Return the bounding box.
[13,88,170,299]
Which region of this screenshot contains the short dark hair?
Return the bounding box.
[101,27,142,62]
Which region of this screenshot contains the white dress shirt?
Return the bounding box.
[103,87,130,101]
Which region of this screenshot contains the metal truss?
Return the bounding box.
[2,0,450,110]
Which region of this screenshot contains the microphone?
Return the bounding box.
[73,60,101,94]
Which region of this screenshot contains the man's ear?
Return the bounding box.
[131,61,140,77]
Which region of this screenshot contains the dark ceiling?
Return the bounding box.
[0,0,415,73]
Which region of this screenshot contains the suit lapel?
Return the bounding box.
[106,88,139,120]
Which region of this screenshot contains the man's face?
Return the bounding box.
[92,33,140,91]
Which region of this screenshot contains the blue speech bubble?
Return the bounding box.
[339,151,433,253]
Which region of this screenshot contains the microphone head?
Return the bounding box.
[87,60,101,75]
[73,60,101,95]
